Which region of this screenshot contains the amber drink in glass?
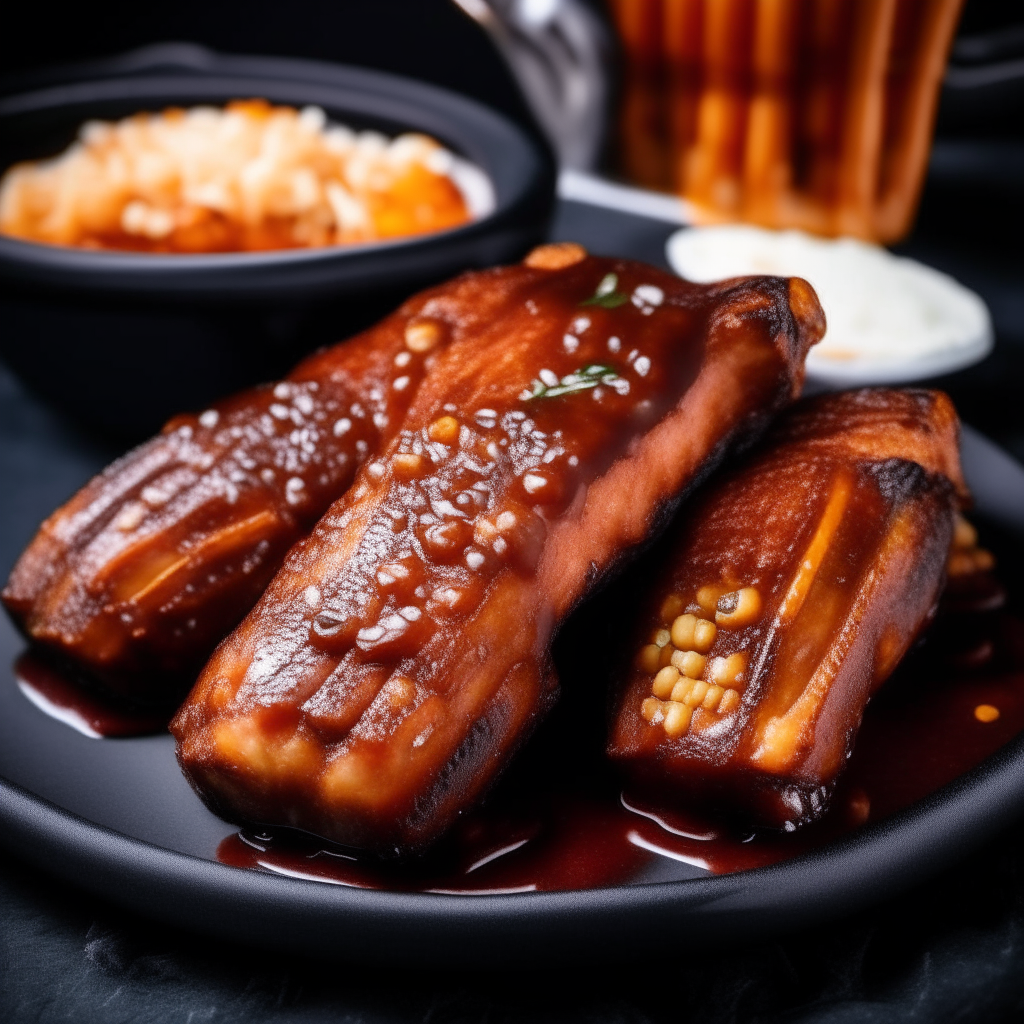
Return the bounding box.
[608,0,963,242]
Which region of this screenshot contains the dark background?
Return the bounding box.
[0,0,1021,143]
[0,0,539,137]
[2,1,1024,1022]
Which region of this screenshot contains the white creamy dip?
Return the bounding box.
[666,225,992,386]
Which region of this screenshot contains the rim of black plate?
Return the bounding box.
[1,722,1023,966]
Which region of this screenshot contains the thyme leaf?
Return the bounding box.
[580,273,628,309]
[521,364,628,400]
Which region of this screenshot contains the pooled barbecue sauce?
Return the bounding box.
[217,565,1024,890]
[14,652,169,738]
[217,795,652,893]
[14,548,1018,882]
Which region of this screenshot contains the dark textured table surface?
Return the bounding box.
[2,174,1024,1022]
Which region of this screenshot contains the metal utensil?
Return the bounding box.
[452,0,612,170]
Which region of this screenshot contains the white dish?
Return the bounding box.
[666,225,993,388]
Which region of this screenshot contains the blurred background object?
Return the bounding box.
[0,2,541,136]
[452,0,613,170]
[606,0,966,244]
[665,223,993,386]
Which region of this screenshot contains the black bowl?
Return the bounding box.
[0,43,555,438]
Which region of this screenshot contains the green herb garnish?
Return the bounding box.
[580,273,628,309]
[521,364,625,400]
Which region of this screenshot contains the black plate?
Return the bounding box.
[0,43,554,437]
[1,415,1023,964]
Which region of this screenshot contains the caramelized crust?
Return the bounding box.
[172,254,824,855]
[1,271,535,698]
[609,388,964,829]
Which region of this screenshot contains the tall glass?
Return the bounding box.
[608,0,964,242]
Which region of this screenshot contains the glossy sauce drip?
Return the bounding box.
[218,795,650,893]
[217,565,1024,890]
[14,652,169,738]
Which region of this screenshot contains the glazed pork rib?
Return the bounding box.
[608,388,966,830]
[172,246,825,855]
[1,272,520,698]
